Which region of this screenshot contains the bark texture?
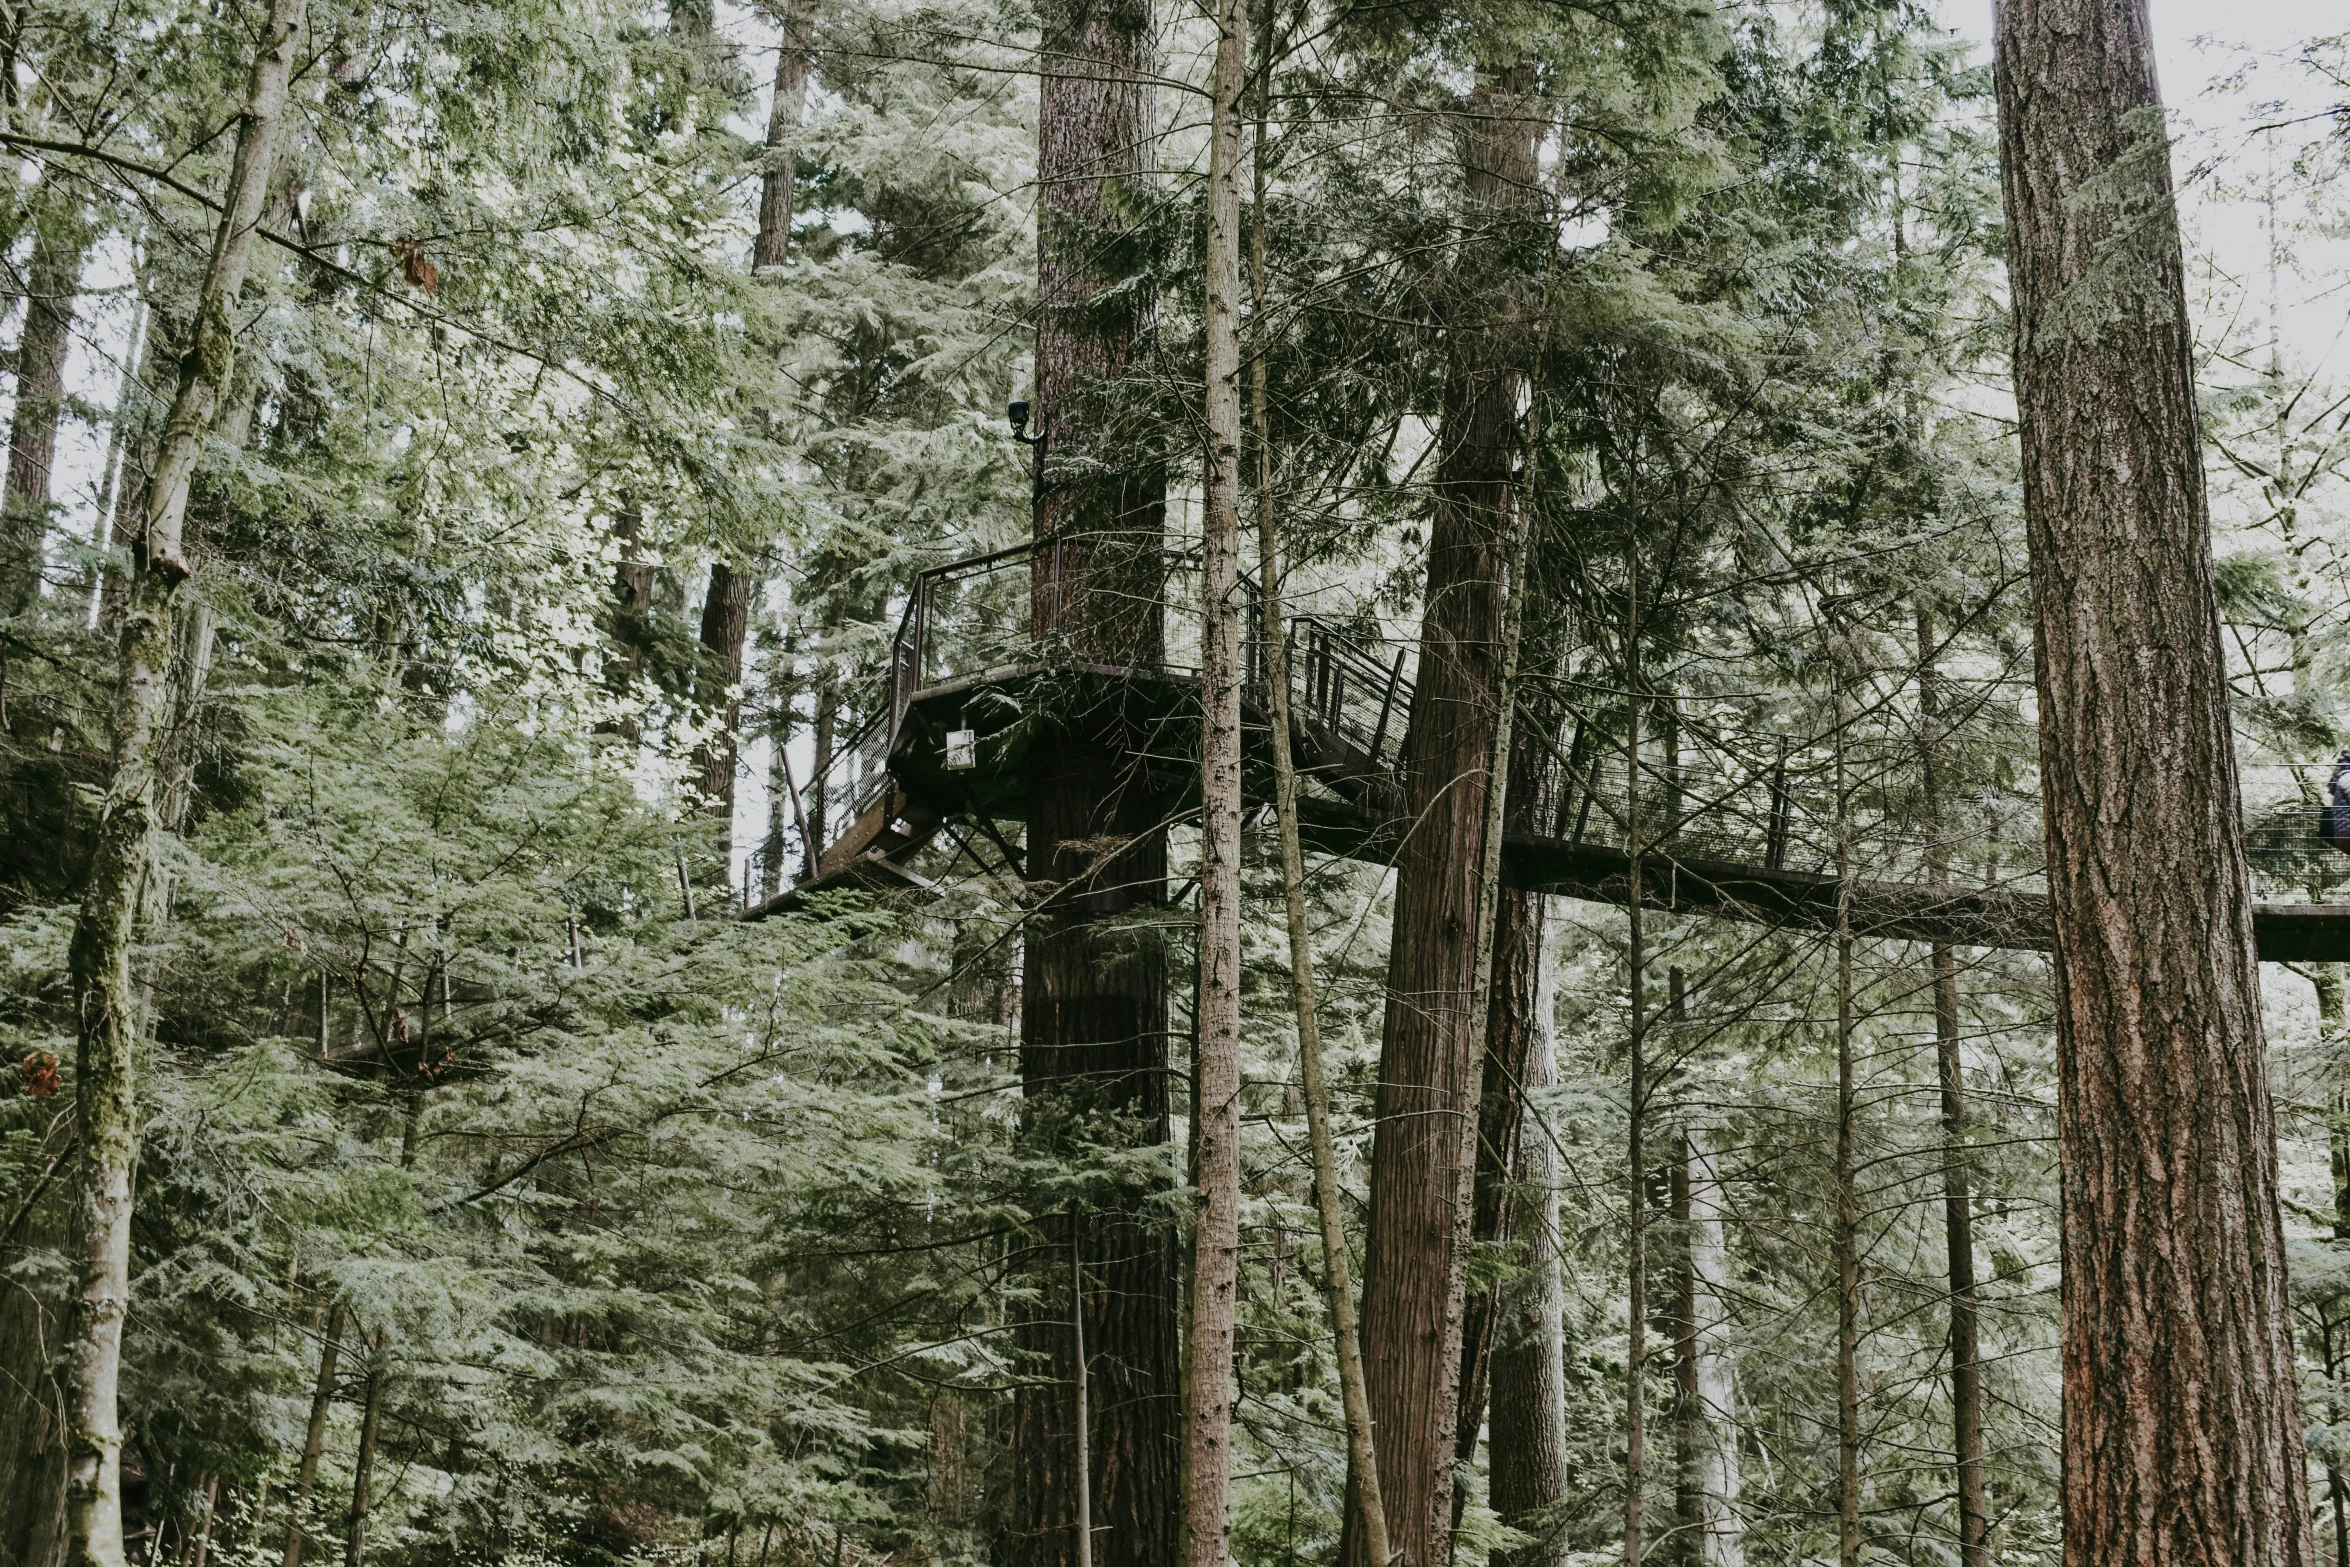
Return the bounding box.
[1001,1,1178,1563]
[1681,1127,1740,1567]
[62,4,306,1562]
[754,0,808,270]
[1484,922,1570,1567]
[1454,699,1562,1489]
[1183,0,1247,1559]
[1993,2,2313,1562]
[1351,64,1537,1567]
[343,1346,383,1567]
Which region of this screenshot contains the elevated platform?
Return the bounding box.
[744,537,2350,964]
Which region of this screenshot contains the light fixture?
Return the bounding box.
[946,728,977,770]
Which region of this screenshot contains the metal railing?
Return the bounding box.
[765,535,2350,910]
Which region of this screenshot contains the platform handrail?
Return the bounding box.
[785,535,2349,913]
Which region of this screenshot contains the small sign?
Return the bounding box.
[946,728,977,770]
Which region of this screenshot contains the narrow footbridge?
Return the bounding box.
[745,537,2350,963]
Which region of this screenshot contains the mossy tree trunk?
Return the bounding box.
[61,3,306,1561]
[1349,62,1539,1567]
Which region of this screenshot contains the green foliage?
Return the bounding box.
[6,0,2350,1563]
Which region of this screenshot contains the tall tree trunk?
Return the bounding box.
[1446,477,1532,1567]
[1624,689,1649,1567]
[1993,3,2313,1561]
[95,294,174,639]
[2,192,87,616]
[282,1305,344,1567]
[736,0,804,891]
[1454,697,1563,1499]
[1486,917,1570,1567]
[1833,682,1860,1567]
[764,675,801,898]
[1681,1125,1740,1567]
[807,653,835,872]
[1182,0,1247,1561]
[1002,0,1178,1563]
[186,1477,218,1567]
[1671,1139,1697,1567]
[82,293,148,619]
[754,0,807,271]
[1917,613,1986,1567]
[694,562,754,854]
[62,5,305,1562]
[1351,63,1538,1567]
[342,1341,383,1567]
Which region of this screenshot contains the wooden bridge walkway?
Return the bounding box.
[744,538,2350,964]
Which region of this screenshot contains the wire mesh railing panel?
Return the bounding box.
[2241,762,2350,904]
[912,549,1038,691]
[805,710,893,865]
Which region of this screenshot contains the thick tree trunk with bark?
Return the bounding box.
[1183,0,1247,1561]
[1351,64,1538,1567]
[2,193,86,615]
[1454,693,1563,1490]
[1992,3,2313,1562]
[1485,922,1570,1567]
[62,5,305,1562]
[1002,1,1178,1564]
[1452,882,1545,1457]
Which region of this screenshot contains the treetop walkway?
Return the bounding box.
[744,535,2350,963]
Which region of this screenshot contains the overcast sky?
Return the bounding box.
[1933,0,2349,374]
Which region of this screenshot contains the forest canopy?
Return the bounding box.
[4,0,2350,1565]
